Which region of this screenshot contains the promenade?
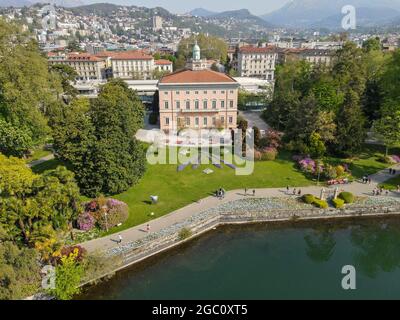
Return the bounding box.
[81,164,400,253]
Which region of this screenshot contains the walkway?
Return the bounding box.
[81,164,400,253]
[27,154,55,168]
[239,110,269,133]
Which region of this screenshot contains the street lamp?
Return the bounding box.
[102,205,109,232]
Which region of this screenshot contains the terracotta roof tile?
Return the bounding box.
[155,59,173,65]
[239,45,277,54]
[159,69,237,84]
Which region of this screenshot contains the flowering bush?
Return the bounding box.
[77,212,96,231]
[261,147,278,161]
[97,199,129,230]
[390,155,400,163]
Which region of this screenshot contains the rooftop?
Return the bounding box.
[159,69,237,84]
[239,45,277,54]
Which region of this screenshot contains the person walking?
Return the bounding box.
[298,189,302,196]
[293,188,296,195]
[245,188,248,196]
[286,185,290,194]
[252,189,255,197]
[146,224,150,233]
[118,234,123,244]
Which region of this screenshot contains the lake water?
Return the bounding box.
[79,217,400,300]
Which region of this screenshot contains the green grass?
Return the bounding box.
[25,146,53,163]
[380,176,400,191]
[32,144,395,235]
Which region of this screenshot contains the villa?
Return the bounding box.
[158,43,239,132]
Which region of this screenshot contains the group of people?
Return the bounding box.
[244,188,256,197]
[216,187,226,199]
[372,188,389,196]
[389,168,397,175]
[286,186,302,196]
[362,176,372,184]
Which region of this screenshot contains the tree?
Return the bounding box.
[308,132,326,158]
[334,90,366,156]
[49,64,78,97]
[253,126,261,148]
[52,81,146,197]
[0,19,63,144]
[362,37,381,52]
[48,249,84,300]
[0,235,41,300]
[177,34,228,64]
[373,106,400,156]
[211,63,219,72]
[0,119,33,157]
[0,154,80,245]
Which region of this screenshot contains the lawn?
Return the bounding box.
[380,176,400,191]
[25,146,53,163]
[33,144,394,235]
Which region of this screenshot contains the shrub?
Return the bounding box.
[52,245,87,265]
[97,199,129,230]
[378,155,395,164]
[261,147,278,161]
[338,192,354,204]
[324,165,337,179]
[335,165,345,177]
[178,228,193,240]
[332,198,345,209]
[313,199,329,209]
[254,150,262,161]
[302,194,315,204]
[77,212,96,231]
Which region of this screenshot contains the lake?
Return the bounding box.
[79,217,400,300]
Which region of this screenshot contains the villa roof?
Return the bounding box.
[155,59,173,65]
[159,69,237,84]
[105,50,153,60]
[239,45,277,54]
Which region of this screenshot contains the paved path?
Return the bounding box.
[81,164,400,253]
[239,110,269,132]
[27,154,55,168]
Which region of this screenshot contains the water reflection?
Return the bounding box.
[351,221,400,278]
[304,226,336,263]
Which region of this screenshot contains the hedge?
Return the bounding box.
[338,192,354,204]
[332,198,345,209]
[313,199,329,209]
[302,194,315,204]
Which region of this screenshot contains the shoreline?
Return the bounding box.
[80,196,400,288]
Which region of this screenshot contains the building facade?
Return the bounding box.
[154,59,173,73]
[237,46,278,81]
[48,52,107,80]
[109,50,155,80]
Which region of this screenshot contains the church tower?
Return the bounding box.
[186,41,208,71]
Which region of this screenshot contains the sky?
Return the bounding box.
[84,0,290,15]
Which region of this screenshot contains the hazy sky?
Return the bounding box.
[84,0,290,14]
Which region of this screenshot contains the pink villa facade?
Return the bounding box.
[158,69,239,132]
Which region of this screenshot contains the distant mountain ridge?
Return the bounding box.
[189,8,216,17]
[261,0,400,28]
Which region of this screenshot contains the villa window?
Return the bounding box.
[195,100,199,109]
[221,100,225,109]
[164,101,169,109]
[221,116,225,124]
[165,117,170,125]
[186,91,190,94]
[203,91,208,94]
[176,91,180,95]
[203,117,208,126]
[164,91,168,95]
[221,90,225,94]
[212,100,217,109]
[186,117,190,126]
[229,116,233,124]
[195,117,199,126]
[212,117,216,125]
[186,101,190,110]
[176,101,180,109]
[203,100,208,109]
[229,100,234,108]
[195,91,199,94]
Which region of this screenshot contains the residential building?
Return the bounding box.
[154,59,173,73]
[158,44,239,132]
[277,48,334,67]
[237,46,277,81]
[109,50,155,80]
[152,16,163,31]
[48,52,107,80]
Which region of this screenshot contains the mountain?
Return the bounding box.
[189,8,216,17]
[0,0,85,7]
[211,9,273,28]
[261,0,400,28]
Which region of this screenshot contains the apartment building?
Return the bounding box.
[237,46,278,81]
[48,52,107,80]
